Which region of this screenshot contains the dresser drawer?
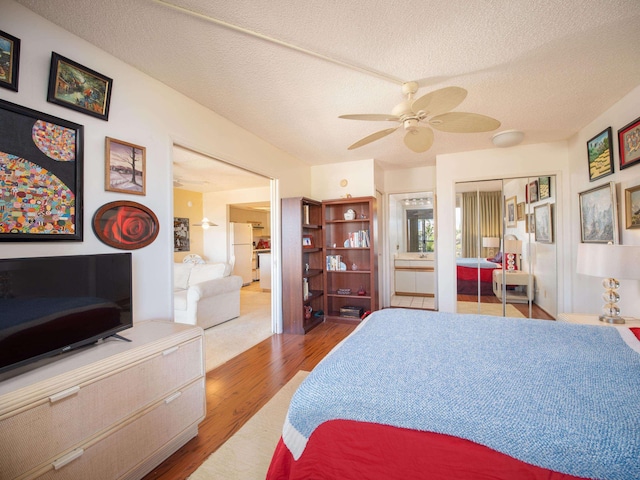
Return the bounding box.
[0,337,203,478]
[31,377,205,480]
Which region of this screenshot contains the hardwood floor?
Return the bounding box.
[143,321,357,480]
[457,294,555,320]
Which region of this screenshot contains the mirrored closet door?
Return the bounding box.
[454,176,557,319]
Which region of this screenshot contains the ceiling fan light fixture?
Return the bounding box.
[194,217,218,229]
[492,129,524,148]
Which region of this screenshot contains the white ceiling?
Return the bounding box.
[16,0,640,190]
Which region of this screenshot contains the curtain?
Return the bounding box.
[461,191,502,258]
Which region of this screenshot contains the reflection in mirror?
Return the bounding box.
[454,177,557,320]
[406,208,434,253]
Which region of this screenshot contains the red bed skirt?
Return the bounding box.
[267,419,587,480]
[456,265,496,295]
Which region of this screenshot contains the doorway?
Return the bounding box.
[172,145,274,371]
[388,192,437,310]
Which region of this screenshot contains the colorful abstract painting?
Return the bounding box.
[0,99,83,241]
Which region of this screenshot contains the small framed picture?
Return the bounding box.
[302,234,314,248]
[174,217,190,251]
[505,196,517,227]
[579,181,619,243]
[527,180,539,203]
[538,176,551,200]
[624,185,640,229]
[47,52,113,120]
[587,127,614,181]
[534,203,553,244]
[618,116,640,170]
[105,137,146,195]
[0,30,20,91]
[526,213,535,233]
[516,202,525,221]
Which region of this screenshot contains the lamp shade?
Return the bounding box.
[504,239,522,254]
[482,237,499,248]
[577,243,640,280]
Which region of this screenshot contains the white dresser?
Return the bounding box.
[0,320,205,480]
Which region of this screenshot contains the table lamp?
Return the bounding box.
[576,243,640,324]
[482,237,499,257]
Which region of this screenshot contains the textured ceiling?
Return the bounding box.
[16,0,640,186]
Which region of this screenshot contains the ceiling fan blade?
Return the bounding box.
[429,112,501,133]
[411,86,467,116]
[347,127,399,150]
[404,126,434,153]
[339,114,401,122]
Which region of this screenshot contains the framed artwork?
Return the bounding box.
[0,99,83,241]
[0,30,20,91]
[587,127,614,181]
[47,52,113,121]
[92,200,159,250]
[624,185,640,229]
[538,176,551,199]
[105,137,146,195]
[505,196,517,227]
[618,116,640,170]
[516,202,525,221]
[302,234,315,248]
[174,217,190,251]
[579,181,619,244]
[526,213,535,233]
[534,203,553,243]
[527,180,539,203]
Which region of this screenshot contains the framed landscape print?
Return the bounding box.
[0,30,20,91]
[105,137,146,195]
[618,116,640,170]
[47,52,113,121]
[505,196,517,227]
[578,182,619,244]
[625,185,640,229]
[587,127,614,181]
[0,99,83,241]
[534,203,553,243]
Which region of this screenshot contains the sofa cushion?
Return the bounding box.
[188,263,227,286]
[174,263,194,291]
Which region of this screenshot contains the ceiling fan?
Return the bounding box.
[173,177,209,188]
[339,82,501,153]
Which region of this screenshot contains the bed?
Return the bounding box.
[456,256,502,295]
[266,308,640,480]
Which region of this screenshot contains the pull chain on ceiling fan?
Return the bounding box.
[340,82,501,153]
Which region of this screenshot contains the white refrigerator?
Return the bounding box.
[230,222,253,286]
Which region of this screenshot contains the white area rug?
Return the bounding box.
[204,283,272,372]
[457,301,525,318]
[188,371,309,480]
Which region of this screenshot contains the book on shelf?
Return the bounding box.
[346,230,370,247]
[326,254,343,271]
[303,278,309,300]
[303,204,310,224]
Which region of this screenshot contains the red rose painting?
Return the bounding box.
[93,201,158,250]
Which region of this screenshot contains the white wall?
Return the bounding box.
[311,159,375,200]
[1,2,309,323]
[436,142,570,314]
[568,85,640,317]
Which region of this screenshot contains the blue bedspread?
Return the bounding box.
[283,309,640,479]
[456,257,500,269]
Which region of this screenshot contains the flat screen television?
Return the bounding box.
[0,252,133,376]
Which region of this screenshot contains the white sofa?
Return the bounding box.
[173,262,243,329]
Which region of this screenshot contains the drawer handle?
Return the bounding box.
[165,391,182,404]
[162,346,179,356]
[52,448,84,470]
[49,386,80,403]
